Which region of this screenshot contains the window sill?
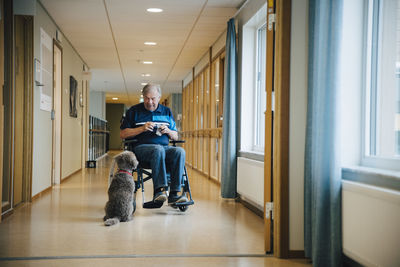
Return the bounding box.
[238,151,264,162]
[342,165,400,191]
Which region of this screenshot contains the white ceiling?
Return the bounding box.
[39,0,244,105]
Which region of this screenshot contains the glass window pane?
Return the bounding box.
[367,0,400,158]
[254,24,267,151]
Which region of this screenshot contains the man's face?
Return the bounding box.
[143,88,160,112]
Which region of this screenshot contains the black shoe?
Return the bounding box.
[153,188,167,202]
[168,193,188,204]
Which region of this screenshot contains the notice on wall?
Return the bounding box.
[40,28,52,112]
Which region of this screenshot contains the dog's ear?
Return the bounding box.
[131,153,139,170]
[113,153,123,168]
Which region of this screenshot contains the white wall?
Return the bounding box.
[183,72,192,88]
[194,50,210,77]
[289,0,308,251]
[211,30,226,58]
[33,1,87,195]
[33,2,56,196]
[61,39,86,179]
[89,91,106,120]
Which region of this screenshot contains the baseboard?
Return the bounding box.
[1,209,14,221]
[343,254,364,267]
[61,168,82,183]
[288,250,305,258]
[208,176,220,185]
[237,193,263,218]
[32,185,52,201]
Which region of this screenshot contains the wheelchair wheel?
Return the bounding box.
[178,205,188,212]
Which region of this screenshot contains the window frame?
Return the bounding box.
[253,22,267,153]
[361,0,400,171]
[239,3,267,158]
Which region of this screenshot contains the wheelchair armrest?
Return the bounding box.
[123,139,138,145]
[169,140,185,147]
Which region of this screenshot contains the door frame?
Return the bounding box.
[52,40,63,185]
[0,0,5,222]
[273,0,291,258]
[1,0,13,217]
[13,15,34,206]
[264,0,291,258]
[21,15,34,203]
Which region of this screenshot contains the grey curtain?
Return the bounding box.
[221,18,238,198]
[304,0,343,266]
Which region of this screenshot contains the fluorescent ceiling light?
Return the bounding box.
[144,42,157,46]
[147,8,163,13]
[141,82,148,86]
[141,73,151,77]
[142,61,153,64]
[112,97,118,100]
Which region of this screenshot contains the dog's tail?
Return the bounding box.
[104,217,120,226]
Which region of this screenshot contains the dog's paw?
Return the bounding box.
[104,218,120,226]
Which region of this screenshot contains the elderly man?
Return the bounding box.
[120,83,187,205]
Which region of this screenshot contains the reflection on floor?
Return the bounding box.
[0,151,311,266]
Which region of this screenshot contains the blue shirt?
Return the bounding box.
[120,103,177,147]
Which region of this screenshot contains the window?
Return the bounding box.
[254,24,267,152]
[363,0,400,170]
[240,3,267,156]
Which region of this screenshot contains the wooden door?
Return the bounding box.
[264,0,291,257]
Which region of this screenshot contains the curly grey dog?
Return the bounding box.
[103,151,138,226]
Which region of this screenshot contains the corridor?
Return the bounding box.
[0,151,310,266]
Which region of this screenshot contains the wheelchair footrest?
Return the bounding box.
[170,200,194,207]
[143,200,164,209]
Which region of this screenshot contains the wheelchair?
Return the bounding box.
[122,139,194,212]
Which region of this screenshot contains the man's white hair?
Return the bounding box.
[142,83,161,97]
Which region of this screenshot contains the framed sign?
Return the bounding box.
[69,76,78,117]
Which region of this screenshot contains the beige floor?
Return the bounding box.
[0,152,311,266]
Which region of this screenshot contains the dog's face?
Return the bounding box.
[114,151,139,171]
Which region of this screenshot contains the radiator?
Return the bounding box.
[237,157,264,207]
[342,180,400,267]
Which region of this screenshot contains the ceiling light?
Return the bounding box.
[141,82,148,86]
[144,42,157,46]
[112,97,118,100]
[147,8,163,13]
[142,61,153,64]
[141,73,151,77]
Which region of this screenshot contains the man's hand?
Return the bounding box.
[143,122,155,132]
[159,125,170,135]
[159,125,178,140]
